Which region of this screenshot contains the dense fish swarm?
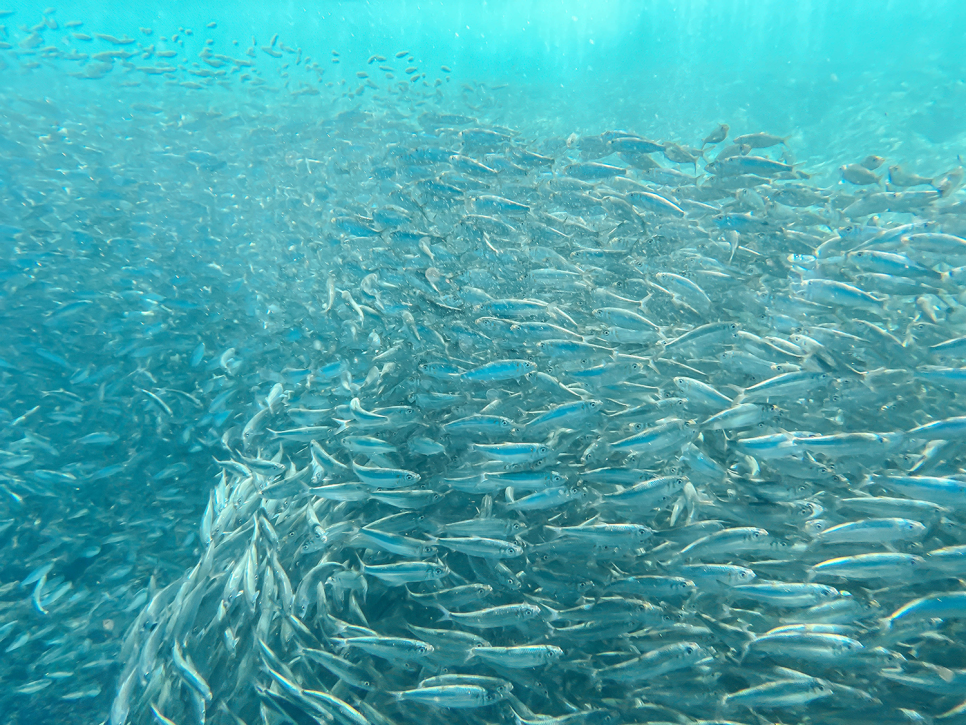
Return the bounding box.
[1,8,966,725]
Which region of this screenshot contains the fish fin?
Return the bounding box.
[669,495,686,527]
[559,697,580,714]
[541,604,561,622]
[608,563,628,577]
[479,494,493,518]
[932,665,955,683]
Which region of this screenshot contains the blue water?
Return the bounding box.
[7,1,966,158]
[2,2,966,724]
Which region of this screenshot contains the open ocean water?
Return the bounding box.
[1,1,966,724]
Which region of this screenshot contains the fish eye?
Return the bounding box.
[406,473,415,480]
[685,645,694,655]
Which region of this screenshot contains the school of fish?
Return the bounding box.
[1,8,966,725]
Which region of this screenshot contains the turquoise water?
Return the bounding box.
[7,1,966,156]
[2,2,966,724]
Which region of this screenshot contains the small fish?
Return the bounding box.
[883,592,966,628]
[438,603,542,628]
[473,442,551,464]
[393,684,507,709]
[840,164,880,185]
[337,636,435,662]
[732,132,788,148]
[435,536,524,559]
[470,644,563,668]
[702,123,729,146]
[352,461,421,488]
[361,561,449,585]
[723,678,832,709]
[460,359,536,383]
[809,553,926,580]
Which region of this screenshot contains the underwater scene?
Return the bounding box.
[1,1,966,723]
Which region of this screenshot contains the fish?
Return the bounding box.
[808,552,926,580]
[438,603,543,628]
[722,677,833,710]
[732,131,788,148]
[841,163,881,185]
[470,644,564,668]
[702,123,730,146]
[0,12,959,725]
[594,641,710,682]
[336,636,435,662]
[360,560,450,585]
[393,684,508,708]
